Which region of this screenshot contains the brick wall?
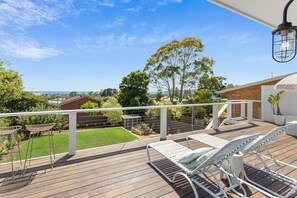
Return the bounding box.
[220,80,281,119]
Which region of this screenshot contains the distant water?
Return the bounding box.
[31,91,92,95]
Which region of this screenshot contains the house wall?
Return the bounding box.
[60,98,100,110]
[262,86,297,122]
[220,79,280,119]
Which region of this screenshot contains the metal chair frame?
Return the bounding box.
[23,123,56,174]
[186,126,297,198]
[147,135,258,198]
[0,126,22,178]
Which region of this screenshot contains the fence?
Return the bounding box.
[0,101,255,159]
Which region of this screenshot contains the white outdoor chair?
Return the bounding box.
[186,125,297,198]
[147,134,259,198]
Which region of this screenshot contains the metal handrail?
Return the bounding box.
[0,101,253,118]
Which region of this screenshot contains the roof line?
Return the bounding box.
[218,72,297,94]
[60,95,100,106]
[208,0,276,29]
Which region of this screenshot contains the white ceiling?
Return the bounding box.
[208,0,297,29]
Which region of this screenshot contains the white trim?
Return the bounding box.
[208,0,276,28]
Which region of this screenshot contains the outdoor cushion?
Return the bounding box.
[184,148,218,170]
[178,147,214,164]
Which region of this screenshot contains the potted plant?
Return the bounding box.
[268,91,286,125]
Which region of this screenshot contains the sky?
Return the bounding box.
[0,0,296,92]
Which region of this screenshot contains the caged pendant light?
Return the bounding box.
[272,0,297,63]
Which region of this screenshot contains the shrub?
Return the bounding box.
[2,139,16,150]
[16,132,26,143]
[102,97,123,126]
[17,104,63,130]
[80,101,99,116]
[193,106,208,119]
[0,118,10,127]
[137,123,150,131]
[146,100,183,120]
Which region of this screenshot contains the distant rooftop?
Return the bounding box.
[60,95,100,106]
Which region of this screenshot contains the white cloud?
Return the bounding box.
[206,33,254,45]
[97,0,114,7]
[75,29,192,51]
[125,6,142,13]
[156,0,182,6]
[0,0,73,27]
[0,33,62,59]
[102,17,126,28]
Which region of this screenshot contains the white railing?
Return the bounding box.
[206,103,228,129]
[0,100,256,156]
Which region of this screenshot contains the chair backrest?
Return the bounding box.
[244,126,288,154]
[192,134,259,173]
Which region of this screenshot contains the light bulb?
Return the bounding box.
[280,40,290,51]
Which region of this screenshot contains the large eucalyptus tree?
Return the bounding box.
[144,37,214,102]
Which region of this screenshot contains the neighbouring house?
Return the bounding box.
[59,95,101,110]
[218,73,296,120]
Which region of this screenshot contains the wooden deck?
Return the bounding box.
[0,120,296,198]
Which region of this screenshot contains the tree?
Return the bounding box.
[198,74,227,95]
[100,88,118,97]
[69,91,78,97]
[17,104,63,130]
[117,70,150,107]
[0,61,23,112]
[5,91,48,113]
[87,91,100,98]
[155,89,163,101]
[102,97,123,126]
[80,101,99,115]
[146,100,183,121]
[190,89,216,116]
[192,89,214,103]
[144,37,214,102]
[0,61,50,114]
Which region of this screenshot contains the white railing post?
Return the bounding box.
[247,102,253,124]
[213,104,219,130]
[241,102,246,118]
[68,112,77,155]
[160,107,167,141]
[227,102,232,121]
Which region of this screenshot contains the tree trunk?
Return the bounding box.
[179,66,187,102]
[172,76,176,103]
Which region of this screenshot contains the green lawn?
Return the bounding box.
[9,127,138,161]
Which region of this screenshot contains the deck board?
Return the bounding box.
[0,120,296,198]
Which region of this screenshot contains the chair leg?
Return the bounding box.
[186,137,191,148]
[9,134,14,177]
[51,131,55,160]
[48,131,54,170]
[17,141,22,167]
[28,133,35,168]
[173,172,199,198]
[23,133,32,175]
